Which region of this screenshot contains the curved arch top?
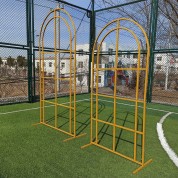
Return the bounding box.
[95,26,141,60]
[39,16,73,51]
[93,18,150,57]
[39,8,76,50]
[39,8,76,40]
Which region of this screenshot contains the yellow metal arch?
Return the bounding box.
[35,8,85,141]
[82,18,152,174]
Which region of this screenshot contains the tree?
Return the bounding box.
[97,0,178,48]
[158,0,178,47]
[0,57,3,66]
[16,55,27,67]
[6,56,16,67]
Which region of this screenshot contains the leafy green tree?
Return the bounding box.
[0,57,3,66]
[7,56,16,67]
[16,55,27,67]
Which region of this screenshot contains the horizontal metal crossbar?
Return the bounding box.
[42,100,73,109]
[94,68,146,71]
[41,77,71,81]
[93,93,144,103]
[92,118,143,135]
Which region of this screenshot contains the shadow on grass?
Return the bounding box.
[96,111,143,150]
[44,101,106,135]
[44,100,143,156]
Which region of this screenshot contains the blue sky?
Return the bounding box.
[0,0,148,59]
[64,0,91,9]
[0,0,91,58]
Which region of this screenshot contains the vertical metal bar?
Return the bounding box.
[147,0,158,102]
[95,45,100,143]
[90,51,94,142]
[26,0,30,101]
[73,25,77,137]
[134,39,141,161]
[26,0,29,47]
[90,0,95,143]
[142,38,150,165]
[88,0,95,93]
[54,10,58,128]
[95,0,99,142]
[27,0,33,103]
[57,5,61,95]
[32,0,36,102]
[113,20,120,151]
[69,18,72,134]
[42,29,45,123]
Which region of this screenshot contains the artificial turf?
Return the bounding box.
[0,94,178,178]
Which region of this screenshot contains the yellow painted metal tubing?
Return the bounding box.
[86,17,151,174]
[133,159,152,174]
[38,7,78,140]
[92,118,143,135]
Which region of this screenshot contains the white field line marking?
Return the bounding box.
[0,99,90,115]
[0,98,178,116]
[98,99,178,115]
[157,112,178,168]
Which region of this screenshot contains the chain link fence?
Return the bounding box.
[33,0,90,99]
[0,0,177,105]
[0,0,90,105]
[152,0,178,105]
[94,0,151,101]
[94,0,178,105]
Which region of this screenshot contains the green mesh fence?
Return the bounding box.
[0,0,90,105]
[33,0,90,99]
[95,0,178,105]
[0,0,177,105]
[152,0,178,105]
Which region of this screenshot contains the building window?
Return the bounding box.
[78,49,83,56]
[119,54,122,57]
[49,62,52,67]
[98,76,101,83]
[156,65,161,69]
[133,53,138,58]
[127,54,130,58]
[37,62,39,67]
[78,61,83,68]
[157,57,162,61]
[108,48,113,55]
[61,62,65,68]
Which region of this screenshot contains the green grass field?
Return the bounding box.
[0,94,178,178]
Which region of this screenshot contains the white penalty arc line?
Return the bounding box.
[0,98,178,116]
[157,112,178,168]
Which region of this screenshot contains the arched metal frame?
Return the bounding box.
[36,8,85,141]
[82,18,152,174]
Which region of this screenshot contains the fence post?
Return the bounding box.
[88,0,95,93]
[26,0,34,103]
[32,0,36,102]
[147,0,158,102]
